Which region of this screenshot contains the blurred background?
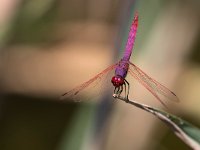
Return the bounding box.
[0,0,200,150]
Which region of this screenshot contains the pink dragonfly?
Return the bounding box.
[61,12,179,107]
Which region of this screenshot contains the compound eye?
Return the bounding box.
[111,76,118,83]
[111,76,124,87]
[118,78,123,84]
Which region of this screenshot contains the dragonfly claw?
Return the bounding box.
[113,93,118,98]
[125,97,129,103]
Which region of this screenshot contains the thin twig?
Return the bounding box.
[113,94,159,115]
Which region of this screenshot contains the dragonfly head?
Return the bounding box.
[111,75,124,87]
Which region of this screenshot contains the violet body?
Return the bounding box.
[114,13,138,79]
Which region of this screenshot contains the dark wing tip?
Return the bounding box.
[60,92,69,100]
[171,91,180,102]
[74,91,79,95]
[61,91,69,96]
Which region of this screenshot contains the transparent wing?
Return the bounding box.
[128,61,179,106]
[60,63,118,102]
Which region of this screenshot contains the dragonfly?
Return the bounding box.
[61,12,179,107]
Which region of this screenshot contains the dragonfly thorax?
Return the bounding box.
[111,75,125,87]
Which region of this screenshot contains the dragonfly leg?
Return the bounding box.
[119,85,123,96]
[124,83,127,99]
[114,87,117,94]
[124,79,130,102]
[114,86,120,96]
